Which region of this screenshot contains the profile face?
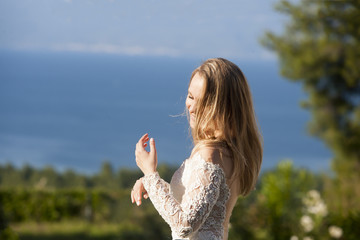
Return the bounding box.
[186,73,205,129]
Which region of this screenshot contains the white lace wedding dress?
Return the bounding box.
[142,152,231,240]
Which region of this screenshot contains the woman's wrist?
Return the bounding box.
[144,170,157,176]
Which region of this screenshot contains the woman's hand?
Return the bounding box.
[135,133,157,176]
[131,178,148,206]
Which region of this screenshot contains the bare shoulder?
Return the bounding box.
[196,147,222,165]
[196,146,233,179]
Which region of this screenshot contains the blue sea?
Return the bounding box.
[0,50,332,174]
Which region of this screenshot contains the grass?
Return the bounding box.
[10,220,145,240]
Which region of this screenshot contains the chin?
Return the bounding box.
[189,121,195,129]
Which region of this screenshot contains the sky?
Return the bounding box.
[1,0,334,174]
[0,0,285,60]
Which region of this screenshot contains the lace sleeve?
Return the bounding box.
[142,162,223,238]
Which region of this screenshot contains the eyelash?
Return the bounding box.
[188,95,194,100]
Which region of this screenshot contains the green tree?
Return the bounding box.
[63,169,88,188]
[94,160,116,189]
[262,0,360,214]
[38,166,62,189]
[117,168,143,189]
[20,164,33,182]
[0,163,22,188]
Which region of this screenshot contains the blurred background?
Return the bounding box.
[0,0,359,240]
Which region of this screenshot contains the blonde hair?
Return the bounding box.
[189,58,263,196]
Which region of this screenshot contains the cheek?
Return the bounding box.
[185,98,190,109]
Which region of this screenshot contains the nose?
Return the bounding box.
[188,102,196,113]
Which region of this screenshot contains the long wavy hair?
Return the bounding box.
[189,58,263,196]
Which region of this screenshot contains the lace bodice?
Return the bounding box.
[142,152,230,240]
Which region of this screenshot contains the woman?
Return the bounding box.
[131,58,263,240]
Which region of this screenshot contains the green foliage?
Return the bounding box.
[331,212,360,240]
[262,0,360,161]
[0,227,19,240]
[322,159,360,218]
[11,221,147,240]
[258,161,317,240]
[0,200,19,240]
[117,168,143,189]
[0,161,176,239]
[1,190,84,222]
[0,161,178,192]
[1,159,359,239]
[0,188,170,239]
[262,0,360,216]
[228,194,257,240]
[229,160,320,240]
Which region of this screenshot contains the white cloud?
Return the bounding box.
[0,0,284,61]
[5,42,181,57]
[50,43,181,57]
[5,41,276,61]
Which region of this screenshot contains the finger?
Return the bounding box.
[150,138,156,157]
[144,193,148,199]
[134,187,143,206]
[136,134,147,148]
[131,190,134,203]
[141,135,150,145]
[142,138,149,148]
[136,193,142,206]
[139,133,148,143]
[136,135,149,153]
[134,192,138,204]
